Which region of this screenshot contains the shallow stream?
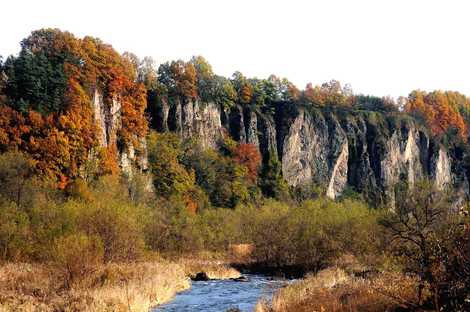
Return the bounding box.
[154,274,289,312]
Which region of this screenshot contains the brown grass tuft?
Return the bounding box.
[178,257,241,280]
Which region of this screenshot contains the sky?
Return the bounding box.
[1,0,470,98]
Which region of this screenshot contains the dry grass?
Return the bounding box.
[0,260,190,312]
[229,244,254,262]
[257,267,429,312]
[178,257,241,280]
[0,253,243,312]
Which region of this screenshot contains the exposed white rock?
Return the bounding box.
[326,141,349,199]
[434,148,451,190]
[282,110,348,198]
[381,128,423,206]
[282,110,316,187]
[91,88,147,174]
[92,89,107,147]
[191,101,223,149]
[91,88,122,148]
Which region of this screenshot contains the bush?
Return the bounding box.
[0,151,38,208]
[76,200,146,262]
[53,233,104,288]
[0,201,30,261]
[144,198,203,253]
[243,198,382,271]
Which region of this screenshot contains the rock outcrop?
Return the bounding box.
[92,89,148,175]
[159,97,223,149]
[150,97,468,205]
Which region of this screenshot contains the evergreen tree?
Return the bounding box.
[259,151,289,199]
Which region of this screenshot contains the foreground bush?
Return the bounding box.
[380,181,469,311]
[53,233,104,288]
[0,175,148,264]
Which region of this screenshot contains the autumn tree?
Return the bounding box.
[0,56,6,103]
[147,131,206,212]
[147,132,194,196]
[212,75,237,109]
[231,71,253,104]
[267,75,301,102]
[190,55,214,102]
[231,143,261,182]
[303,80,353,107]
[354,94,398,112]
[0,29,148,183]
[180,138,259,208]
[158,60,197,99]
[430,202,470,311]
[138,56,158,90]
[380,181,459,310]
[405,90,468,140]
[121,52,140,80]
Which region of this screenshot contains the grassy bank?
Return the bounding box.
[255,266,427,312]
[0,260,191,312]
[0,256,244,312]
[179,257,241,280]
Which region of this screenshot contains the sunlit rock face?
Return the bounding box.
[152,98,468,205]
[157,96,223,149]
[91,88,148,175]
[326,142,349,200]
[280,109,348,200]
[93,88,121,148]
[433,148,451,190]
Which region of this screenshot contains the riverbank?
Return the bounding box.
[255,266,427,312]
[0,256,243,312]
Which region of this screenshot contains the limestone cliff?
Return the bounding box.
[92,89,148,176]
[151,96,468,205]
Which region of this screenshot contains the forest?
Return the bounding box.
[0,29,469,312]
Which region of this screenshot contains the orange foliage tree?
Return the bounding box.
[231,143,261,182]
[303,80,353,107]
[405,90,468,140]
[0,29,147,184]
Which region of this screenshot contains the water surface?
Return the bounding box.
[154,274,288,312]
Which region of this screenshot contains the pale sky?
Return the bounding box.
[1,0,469,98]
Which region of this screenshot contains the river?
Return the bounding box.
[153,274,289,312]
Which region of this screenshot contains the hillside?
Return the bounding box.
[1,29,468,207]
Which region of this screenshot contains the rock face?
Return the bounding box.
[149,97,469,205]
[434,148,452,189]
[280,109,347,192]
[326,141,349,200]
[92,89,147,175]
[93,89,121,148]
[159,97,223,149]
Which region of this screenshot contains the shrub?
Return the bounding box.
[53,233,104,288]
[380,181,458,309]
[0,201,30,261]
[244,198,382,271]
[264,270,428,312]
[0,151,37,208]
[144,198,203,253]
[76,199,146,262]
